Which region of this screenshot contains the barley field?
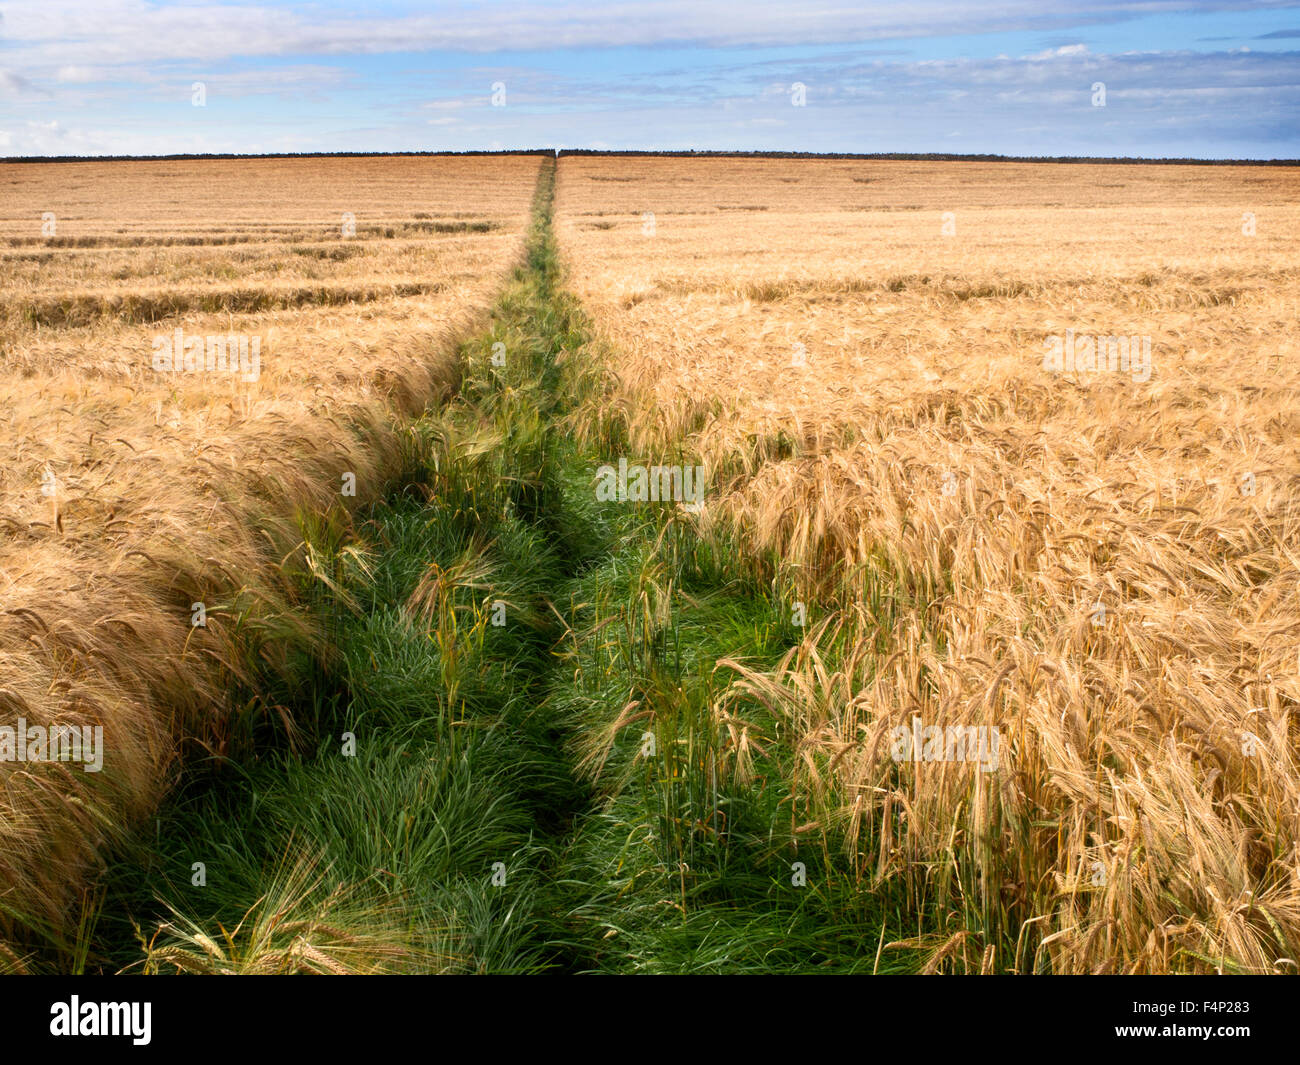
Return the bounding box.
[0,154,542,958]
[556,156,1300,972]
[3,152,1298,976]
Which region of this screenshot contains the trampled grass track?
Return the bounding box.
[56,156,913,975]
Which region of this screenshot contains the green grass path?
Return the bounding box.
[77,156,909,975]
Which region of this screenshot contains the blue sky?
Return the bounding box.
[1,1,1298,158]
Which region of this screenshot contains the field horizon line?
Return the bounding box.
[5,149,1299,167]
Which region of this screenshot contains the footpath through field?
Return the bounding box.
[81,156,903,974]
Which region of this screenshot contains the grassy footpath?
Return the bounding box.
[72,156,912,974]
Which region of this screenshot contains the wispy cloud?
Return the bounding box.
[0,0,1296,157]
[0,0,1290,68]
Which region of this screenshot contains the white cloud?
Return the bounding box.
[0,1,1294,157]
[56,65,98,82]
[1025,43,1091,59]
[0,0,1279,70]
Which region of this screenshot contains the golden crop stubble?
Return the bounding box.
[0,154,542,957]
[556,154,1300,973]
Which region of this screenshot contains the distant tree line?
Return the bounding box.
[555,149,1300,166]
[0,149,558,164]
[4,148,1296,166]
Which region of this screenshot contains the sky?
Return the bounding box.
[1,1,1298,159]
